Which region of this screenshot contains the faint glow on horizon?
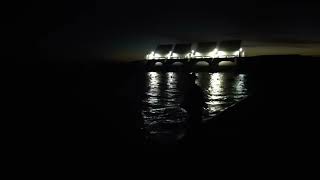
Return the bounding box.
[195,61,210,66]
[142,72,249,133]
[154,62,163,66]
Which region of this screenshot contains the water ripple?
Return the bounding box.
[142,72,249,141]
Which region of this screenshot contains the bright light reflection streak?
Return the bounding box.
[147,72,160,104]
[233,74,247,93]
[206,73,224,113]
[165,72,177,106]
[167,72,174,88]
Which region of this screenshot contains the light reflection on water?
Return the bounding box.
[142,72,249,141]
[145,72,161,105]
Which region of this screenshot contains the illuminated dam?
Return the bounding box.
[145,40,245,70]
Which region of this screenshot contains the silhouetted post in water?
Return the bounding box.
[181,73,207,140]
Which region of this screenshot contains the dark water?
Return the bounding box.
[141,72,249,142]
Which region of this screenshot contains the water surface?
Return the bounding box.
[142,72,249,142]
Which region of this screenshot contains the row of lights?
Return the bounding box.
[146,48,244,60]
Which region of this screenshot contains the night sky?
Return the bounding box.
[5,0,320,61]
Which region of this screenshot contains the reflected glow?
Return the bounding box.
[206,73,224,112]
[208,73,223,97]
[165,72,177,107]
[142,72,249,139]
[218,61,236,66]
[205,73,248,115]
[171,62,184,66]
[149,72,159,85]
[234,74,247,93]
[167,72,174,87]
[154,62,163,66]
[195,61,210,66]
[146,72,160,104]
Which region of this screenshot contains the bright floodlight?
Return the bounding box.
[233,51,240,56]
[217,40,242,58]
[171,43,192,59]
[195,52,202,57]
[146,51,155,60]
[171,53,178,58]
[217,51,226,58]
[193,42,218,58]
[146,44,173,60]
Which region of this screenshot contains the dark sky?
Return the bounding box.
[5,0,320,61]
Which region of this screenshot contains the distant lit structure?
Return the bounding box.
[217,40,244,58]
[146,40,245,60]
[171,43,192,59]
[192,42,218,58]
[146,44,173,60]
